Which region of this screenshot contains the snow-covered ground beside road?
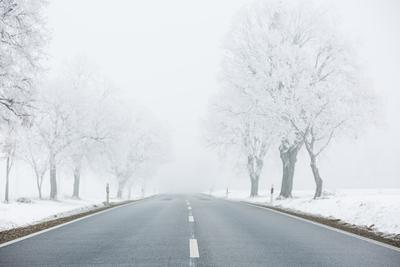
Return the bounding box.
[0,196,144,231]
[211,189,400,236]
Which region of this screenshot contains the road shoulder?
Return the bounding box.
[243,201,400,250]
[0,197,154,247]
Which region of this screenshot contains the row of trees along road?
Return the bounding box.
[206,0,376,199]
[1,1,169,202]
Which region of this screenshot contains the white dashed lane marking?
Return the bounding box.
[187,199,199,261]
[189,239,200,258]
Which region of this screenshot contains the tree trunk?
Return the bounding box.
[4,156,10,203]
[37,184,43,199]
[49,152,57,200]
[310,155,323,199]
[117,188,123,199]
[286,147,298,194]
[72,166,81,199]
[279,146,290,198]
[279,141,302,198]
[127,186,132,200]
[250,177,259,197]
[304,134,324,199]
[35,173,43,199]
[117,179,127,199]
[247,155,261,197]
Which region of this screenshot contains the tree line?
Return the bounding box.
[206,0,376,199]
[1,1,168,202]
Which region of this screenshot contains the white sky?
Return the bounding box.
[46,0,400,193]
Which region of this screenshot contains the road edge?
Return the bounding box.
[202,194,400,252]
[242,201,400,252]
[0,196,155,248]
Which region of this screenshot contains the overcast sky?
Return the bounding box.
[46,0,400,193]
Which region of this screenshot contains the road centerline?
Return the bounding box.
[189,239,200,258]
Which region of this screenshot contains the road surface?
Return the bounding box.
[1,194,399,266]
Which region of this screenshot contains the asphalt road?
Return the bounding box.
[1,194,400,266]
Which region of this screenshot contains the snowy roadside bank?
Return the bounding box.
[211,189,400,237]
[0,195,155,245]
[0,196,151,232]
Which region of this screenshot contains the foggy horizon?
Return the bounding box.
[45,0,400,193]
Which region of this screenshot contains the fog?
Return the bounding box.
[46,0,399,194]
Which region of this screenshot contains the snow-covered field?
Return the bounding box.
[211,189,400,236]
[0,196,139,231]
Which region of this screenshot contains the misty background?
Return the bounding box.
[6,0,400,197]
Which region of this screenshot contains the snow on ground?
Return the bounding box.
[211,189,400,236]
[0,195,146,231]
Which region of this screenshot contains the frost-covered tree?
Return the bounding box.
[0,0,47,120]
[1,122,17,202]
[289,38,374,198]
[18,125,48,199]
[206,84,276,197]
[103,128,150,199]
[0,0,47,202]
[33,83,75,200]
[55,59,112,199]
[216,1,289,197]
[224,0,376,198]
[246,1,374,199]
[227,0,310,198]
[100,99,169,199]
